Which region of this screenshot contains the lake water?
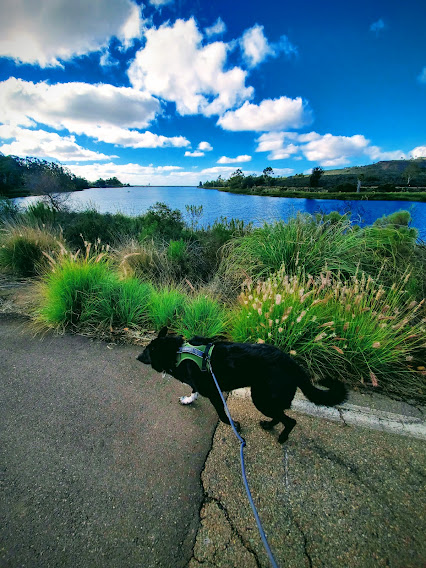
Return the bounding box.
[15,186,426,239]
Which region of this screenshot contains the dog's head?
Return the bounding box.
[137,327,182,373]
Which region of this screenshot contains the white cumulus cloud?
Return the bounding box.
[205,18,227,38]
[410,146,426,158]
[185,151,204,157]
[0,0,142,66]
[0,125,116,162]
[240,24,297,68]
[218,96,312,132]
[128,18,253,116]
[240,25,274,68]
[0,78,161,132]
[197,141,213,151]
[302,133,370,166]
[78,126,189,148]
[217,155,252,164]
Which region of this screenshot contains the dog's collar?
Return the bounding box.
[176,342,214,372]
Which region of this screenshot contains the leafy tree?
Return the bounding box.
[403,161,421,186]
[309,166,324,188]
[139,202,185,241]
[228,169,245,189]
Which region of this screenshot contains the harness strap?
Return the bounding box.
[177,343,214,372]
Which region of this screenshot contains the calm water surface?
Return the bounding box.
[16,186,426,239]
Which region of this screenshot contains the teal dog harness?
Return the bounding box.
[176,342,214,372]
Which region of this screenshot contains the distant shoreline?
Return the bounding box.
[210,186,426,202]
[9,185,426,203]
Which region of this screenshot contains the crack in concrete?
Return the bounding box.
[338,408,348,426]
[205,495,262,568]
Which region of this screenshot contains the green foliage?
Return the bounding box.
[24,201,57,225]
[36,258,114,329]
[147,286,187,331]
[231,267,425,399]
[221,214,362,283]
[84,278,153,330]
[309,167,324,188]
[0,222,63,277]
[175,294,228,339]
[60,209,144,248]
[0,197,20,222]
[139,202,185,241]
[36,251,152,331]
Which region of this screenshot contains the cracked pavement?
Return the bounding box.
[189,396,426,568]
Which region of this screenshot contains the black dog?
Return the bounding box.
[137,327,347,443]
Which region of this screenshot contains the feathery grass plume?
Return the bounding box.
[0,220,64,277]
[231,265,426,399]
[176,294,229,339]
[147,286,188,331]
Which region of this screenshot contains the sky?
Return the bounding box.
[0,0,425,186]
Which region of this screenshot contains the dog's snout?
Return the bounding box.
[137,350,150,364]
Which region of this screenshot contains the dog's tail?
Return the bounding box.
[297,371,348,407]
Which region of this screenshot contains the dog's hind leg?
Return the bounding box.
[277,413,297,443]
[259,417,279,430]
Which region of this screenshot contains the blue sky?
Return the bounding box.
[0,0,425,185]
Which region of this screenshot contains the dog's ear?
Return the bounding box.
[158,326,168,338]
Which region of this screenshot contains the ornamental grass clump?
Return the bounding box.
[147,286,187,331]
[0,221,64,277]
[220,211,421,297]
[36,240,153,333]
[231,266,425,400]
[176,294,229,339]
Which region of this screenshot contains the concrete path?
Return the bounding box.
[0,314,218,568]
[190,395,426,568]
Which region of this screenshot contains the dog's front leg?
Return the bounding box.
[179,390,199,405]
[208,391,241,433]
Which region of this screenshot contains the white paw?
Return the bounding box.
[179,393,199,405]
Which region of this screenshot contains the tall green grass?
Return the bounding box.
[220,212,420,296]
[231,266,425,399]
[0,222,64,277]
[147,286,187,331]
[175,294,229,338]
[36,248,153,332]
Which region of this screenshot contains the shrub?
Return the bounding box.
[176,294,229,338]
[0,197,20,222]
[0,222,64,277]
[139,202,185,241]
[24,201,57,225]
[220,214,362,285]
[334,183,357,192]
[60,209,144,248]
[231,266,425,399]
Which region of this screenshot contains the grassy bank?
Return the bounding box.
[1,199,424,402]
[212,186,426,202]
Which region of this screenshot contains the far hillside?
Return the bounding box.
[203,158,426,191]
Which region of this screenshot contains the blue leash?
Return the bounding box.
[207,359,281,568]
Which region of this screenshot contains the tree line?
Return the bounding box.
[0,154,127,198]
[202,160,426,192]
